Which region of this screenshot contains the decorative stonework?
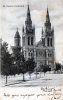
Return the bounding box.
[22,5,55,69]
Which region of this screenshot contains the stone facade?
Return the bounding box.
[22,5,36,61]
[36,8,55,69]
[12,5,55,69]
[22,5,55,69]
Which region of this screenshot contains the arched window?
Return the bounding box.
[28,36,30,45]
[42,38,45,46]
[50,38,52,47]
[47,38,49,46]
[18,38,20,46]
[31,37,33,45]
[28,52,30,56]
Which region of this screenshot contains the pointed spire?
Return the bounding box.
[47,7,49,15]
[26,4,31,21]
[25,3,32,29]
[46,7,50,23]
[27,0,30,15]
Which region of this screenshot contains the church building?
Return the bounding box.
[22,4,36,61]
[22,4,55,69]
[13,4,55,69]
[36,8,55,69]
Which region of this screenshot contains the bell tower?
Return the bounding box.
[22,4,36,61]
[44,7,54,48]
[43,7,55,69]
[14,28,21,47]
[12,28,21,62]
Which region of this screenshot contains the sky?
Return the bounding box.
[0,0,63,64]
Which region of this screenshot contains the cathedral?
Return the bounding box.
[12,4,55,69]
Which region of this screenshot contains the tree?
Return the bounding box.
[55,63,61,72]
[42,65,51,76]
[16,54,28,81]
[20,61,27,81]
[42,65,47,76]
[1,42,12,84]
[26,58,36,79]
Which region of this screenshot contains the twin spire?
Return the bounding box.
[15,5,51,38]
[26,4,50,25]
[26,5,50,24]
